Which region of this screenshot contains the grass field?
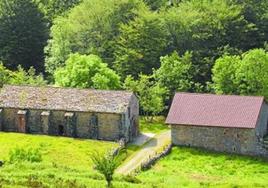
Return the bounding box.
[139,116,169,134]
[0,132,118,187]
[133,147,268,188]
[1,131,268,187]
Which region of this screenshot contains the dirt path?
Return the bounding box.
[116,130,171,175]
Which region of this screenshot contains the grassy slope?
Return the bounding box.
[0,132,118,187]
[132,147,268,188]
[1,124,268,187]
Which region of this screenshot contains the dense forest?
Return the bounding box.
[0,0,267,115]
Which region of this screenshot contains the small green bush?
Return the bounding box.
[8,147,42,163]
[122,175,142,184]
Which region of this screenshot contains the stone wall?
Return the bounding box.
[171,124,268,157]
[0,107,137,142]
[128,94,139,141]
[97,113,121,141]
[255,102,268,138]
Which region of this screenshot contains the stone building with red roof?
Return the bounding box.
[0,85,139,142]
[166,92,268,157]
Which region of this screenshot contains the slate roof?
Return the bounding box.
[0,85,134,114]
[166,92,265,129]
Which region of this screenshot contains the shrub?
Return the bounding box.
[8,147,42,163]
[90,150,119,188]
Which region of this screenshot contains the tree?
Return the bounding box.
[212,49,268,98]
[0,63,12,87]
[45,0,145,74]
[234,0,268,47]
[54,53,121,89]
[212,55,241,94]
[0,0,48,72]
[34,0,81,22]
[0,63,46,87]
[154,51,193,95]
[236,49,268,97]
[124,75,166,120]
[164,0,257,87]
[114,10,169,79]
[90,151,119,188]
[144,0,167,10]
[9,66,47,86]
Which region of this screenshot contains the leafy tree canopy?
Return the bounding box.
[54,53,121,89]
[164,0,258,85]
[0,63,46,87]
[34,0,81,22]
[154,51,193,95]
[124,74,166,117]
[212,48,268,98]
[45,0,146,74]
[114,10,169,79]
[0,0,48,72]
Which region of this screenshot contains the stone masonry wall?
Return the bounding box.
[97,113,121,141]
[255,102,268,138]
[172,125,268,157]
[0,108,127,142]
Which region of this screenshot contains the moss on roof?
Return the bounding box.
[0,85,134,114]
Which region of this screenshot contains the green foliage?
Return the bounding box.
[114,10,169,79]
[34,0,81,22]
[235,0,268,47]
[90,151,119,188]
[0,0,48,71]
[236,49,268,97]
[45,0,145,74]
[164,0,257,85]
[212,54,241,94]
[0,63,12,87]
[154,51,193,95]
[0,63,46,87]
[54,53,121,89]
[9,147,42,163]
[9,66,47,86]
[212,48,268,98]
[124,75,166,117]
[143,0,167,10]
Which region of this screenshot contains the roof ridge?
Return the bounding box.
[2,84,133,94]
[175,92,264,99]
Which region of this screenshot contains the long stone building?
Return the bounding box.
[166,92,268,157]
[0,85,139,142]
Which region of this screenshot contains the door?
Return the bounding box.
[17,116,26,133]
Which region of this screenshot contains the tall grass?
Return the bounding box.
[9,147,42,163]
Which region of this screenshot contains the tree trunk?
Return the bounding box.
[107,180,112,188]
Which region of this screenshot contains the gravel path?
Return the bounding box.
[116,130,171,175]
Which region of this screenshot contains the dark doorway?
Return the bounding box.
[18,116,26,133]
[58,125,65,136]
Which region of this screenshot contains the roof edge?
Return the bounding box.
[167,123,255,129]
[2,84,134,95]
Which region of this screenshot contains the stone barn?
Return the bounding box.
[166,93,268,157]
[0,85,139,142]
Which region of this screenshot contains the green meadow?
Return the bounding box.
[135,147,268,188]
[1,132,268,187]
[0,132,118,187]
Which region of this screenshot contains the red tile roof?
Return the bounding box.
[166,93,265,129]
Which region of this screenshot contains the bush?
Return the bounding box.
[8,147,42,163]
